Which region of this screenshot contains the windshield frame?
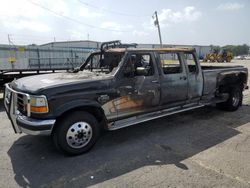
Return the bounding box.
[79,51,101,71]
[79,51,125,75]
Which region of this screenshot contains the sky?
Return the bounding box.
[0,0,249,46]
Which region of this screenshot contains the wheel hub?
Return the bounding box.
[77,132,84,139]
[232,91,240,107]
[66,122,92,148]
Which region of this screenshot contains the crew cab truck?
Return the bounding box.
[4,41,248,155]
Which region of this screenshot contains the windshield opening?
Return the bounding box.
[82,52,125,74]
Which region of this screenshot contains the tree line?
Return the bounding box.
[210,44,249,56]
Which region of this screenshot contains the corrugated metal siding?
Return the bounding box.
[0,42,212,71]
[0,44,90,71]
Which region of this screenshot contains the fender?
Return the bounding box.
[54,99,104,117]
[217,70,248,89]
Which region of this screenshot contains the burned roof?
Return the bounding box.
[105,47,196,53]
[99,41,196,53]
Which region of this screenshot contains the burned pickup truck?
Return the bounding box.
[4,41,248,155]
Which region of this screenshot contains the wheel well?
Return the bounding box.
[53,106,107,132]
[218,73,246,93]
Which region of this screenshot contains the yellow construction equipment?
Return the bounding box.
[203,49,233,63]
[203,49,219,62]
[217,50,234,62]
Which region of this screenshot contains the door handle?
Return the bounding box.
[151,80,159,83]
[180,76,187,80]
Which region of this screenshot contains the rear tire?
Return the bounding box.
[52,111,100,155]
[216,87,242,111]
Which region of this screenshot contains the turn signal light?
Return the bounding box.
[30,106,48,113]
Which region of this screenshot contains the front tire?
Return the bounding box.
[216,87,243,111]
[53,111,100,155]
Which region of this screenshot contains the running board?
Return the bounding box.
[200,93,229,105]
[108,104,205,130]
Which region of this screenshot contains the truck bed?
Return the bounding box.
[201,65,248,97]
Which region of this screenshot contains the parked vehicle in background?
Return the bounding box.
[4,41,248,155]
[235,55,247,60]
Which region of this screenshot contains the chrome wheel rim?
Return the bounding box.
[66,122,92,148]
[232,91,240,107]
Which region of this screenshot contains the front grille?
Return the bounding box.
[17,93,27,114]
[5,84,31,117]
[4,87,11,112]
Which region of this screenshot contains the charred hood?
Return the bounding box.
[11,71,113,94]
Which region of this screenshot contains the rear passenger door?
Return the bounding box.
[183,52,203,101]
[158,52,188,105]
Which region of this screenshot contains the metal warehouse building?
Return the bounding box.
[0,40,212,71]
[41,40,212,59]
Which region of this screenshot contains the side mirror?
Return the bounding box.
[136,67,148,76]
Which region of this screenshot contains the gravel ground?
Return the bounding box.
[0,60,250,188]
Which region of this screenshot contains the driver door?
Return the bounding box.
[114,52,160,119]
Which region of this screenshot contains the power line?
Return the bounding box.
[2,33,69,45]
[0,32,71,44]
[26,0,131,32]
[7,33,68,41]
[78,0,150,17]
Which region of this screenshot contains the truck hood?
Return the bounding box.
[11,71,113,93]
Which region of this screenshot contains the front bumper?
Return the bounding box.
[16,113,56,135]
[4,83,55,136]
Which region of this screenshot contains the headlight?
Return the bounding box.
[30,95,49,113]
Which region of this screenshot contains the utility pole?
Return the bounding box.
[8,34,11,45]
[7,34,15,69]
[153,11,163,47]
[8,34,14,46]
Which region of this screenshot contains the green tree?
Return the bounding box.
[222,44,249,56]
[209,45,220,53]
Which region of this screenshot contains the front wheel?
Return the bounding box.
[216,87,243,111]
[52,111,100,155]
